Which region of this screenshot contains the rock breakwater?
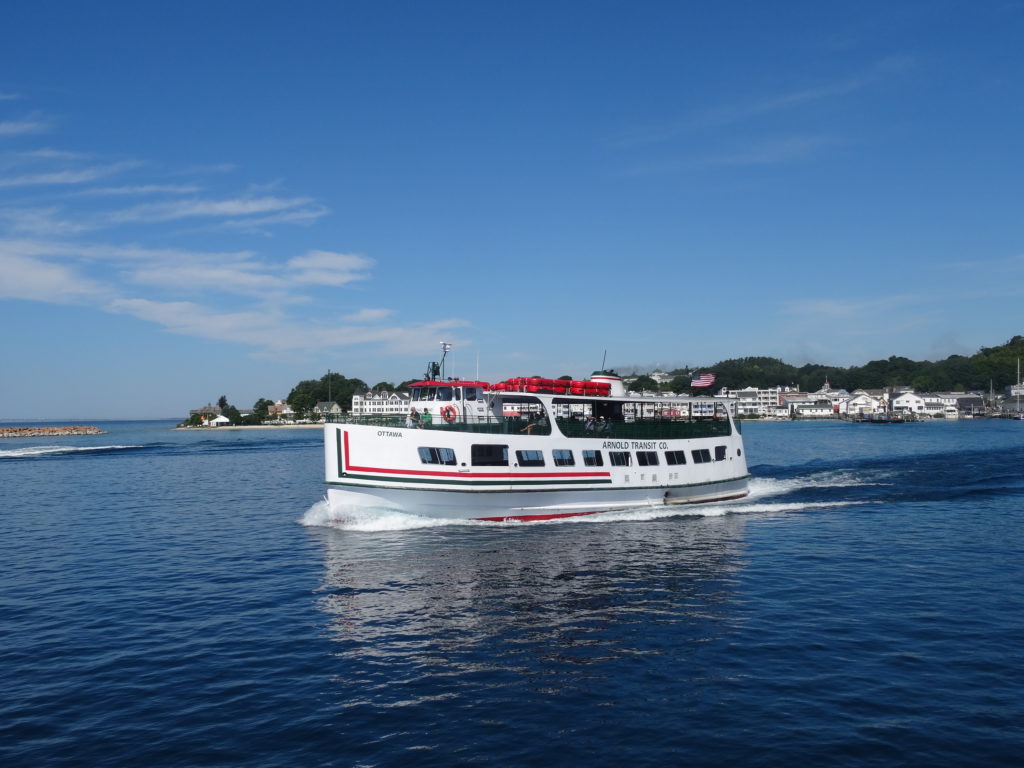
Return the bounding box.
[0,426,106,439]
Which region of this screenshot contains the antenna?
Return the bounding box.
[440,341,452,380]
[601,349,607,372]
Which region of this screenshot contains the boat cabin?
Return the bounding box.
[409,380,489,404]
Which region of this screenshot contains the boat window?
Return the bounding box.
[609,451,631,466]
[691,448,712,464]
[552,449,574,466]
[582,450,603,467]
[472,444,509,466]
[714,445,727,461]
[636,451,658,466]
[436,386,453,401]
[418,447,457,465]
[516,450,545,467]
[465,388,477,401]
[665,450,687,465]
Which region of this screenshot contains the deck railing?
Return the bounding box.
[556,418,732,440]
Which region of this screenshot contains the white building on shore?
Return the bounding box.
[351,389,411,417]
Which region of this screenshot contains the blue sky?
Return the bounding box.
[2,1,1023,419]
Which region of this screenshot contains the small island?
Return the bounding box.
[0,426,106,439]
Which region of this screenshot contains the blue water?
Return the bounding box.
[2,419,1023,766]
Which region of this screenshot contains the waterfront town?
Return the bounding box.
[185,371,1023,426]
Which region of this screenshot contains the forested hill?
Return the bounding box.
[702,335,1024,393]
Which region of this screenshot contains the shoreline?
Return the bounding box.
[174,423,324,431]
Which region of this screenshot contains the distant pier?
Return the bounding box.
[0,426,105,439]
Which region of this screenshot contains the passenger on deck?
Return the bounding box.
[520,408,549,434]
[584,415,596,431]
[421,410,433,428]
[407,407,421,428]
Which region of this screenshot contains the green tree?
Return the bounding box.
[289,372,367,412]
[217,394,229,410]
[668,375,691,393]
[253,398,273,422]
[630,375,659,392]
[289,391,316,419]
[223,405,242,426]
[694,333,1024,393]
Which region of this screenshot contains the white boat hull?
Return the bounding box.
[326,479,749,521]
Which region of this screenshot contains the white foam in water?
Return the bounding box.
[300,498,482,531]
[747,469,889,500]
[555,504,733,525]
[746,477,802,498]
[0,444,142,459]
[728,500,870,513]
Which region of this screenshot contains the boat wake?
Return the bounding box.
[0,444,146,459]
[300,499,475,531]
[747,469,891,499]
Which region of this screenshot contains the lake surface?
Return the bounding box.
[2,419,1023,766]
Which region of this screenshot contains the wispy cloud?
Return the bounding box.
[0,248,106,302]
[0,92,22,101]
[108,298,292,346]
[2,148,86,165]
[79,183,202,196]
[107,195,316,223]
[344,308,393,322]
[624,133,839,175]
[220,203,328,230]
[0,102,467,360]
[127,263,285,295]
[614,54,916,146]
[0,238,375,297]
[0,161,139,188]
[702,134,841,166]
[107,297,469,355]
[0,207,96,235]
[286,250,374,286]
[171,163,236,176]
[0,115,51,137]
[782,293,922,319]
[0,238,256,263]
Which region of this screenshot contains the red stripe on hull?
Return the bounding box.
[473,509,605,522]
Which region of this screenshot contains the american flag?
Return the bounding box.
[690,372,716,388]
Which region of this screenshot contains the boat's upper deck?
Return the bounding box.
[328,393,736,440]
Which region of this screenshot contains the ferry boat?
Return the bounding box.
[323,363,749,522]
